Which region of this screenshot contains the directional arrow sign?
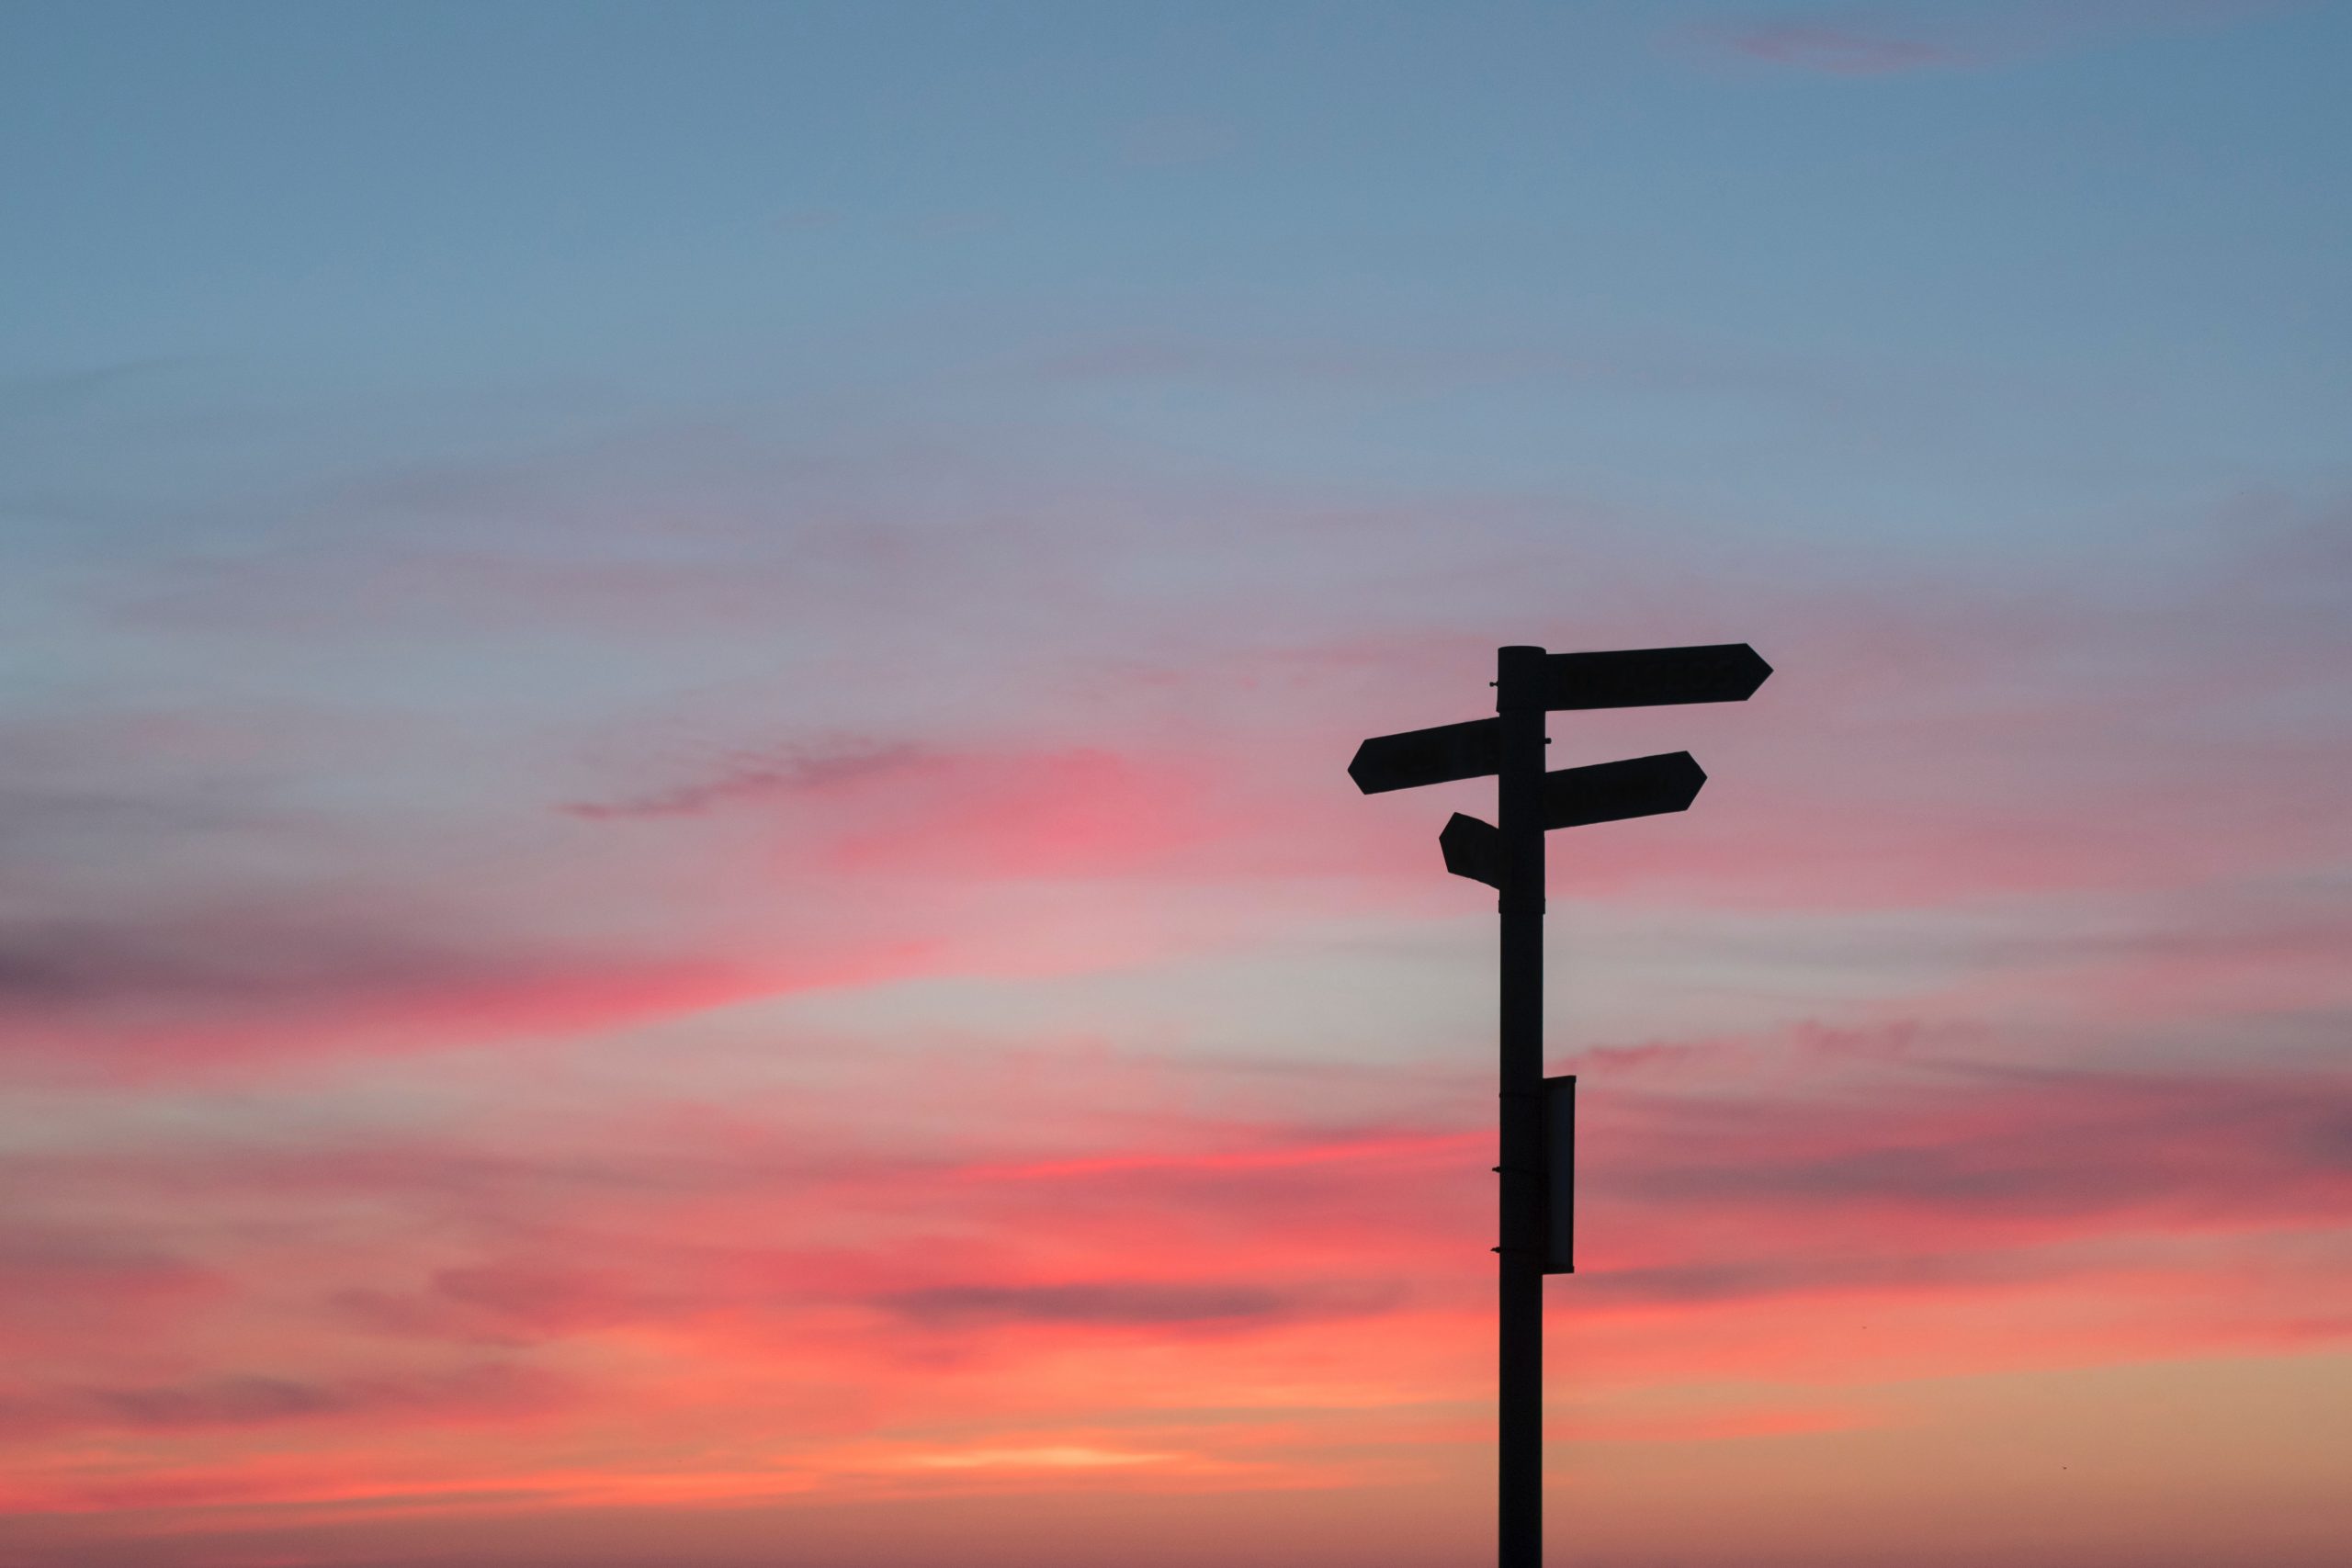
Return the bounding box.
[1540,644,1770,711]
[1349,716,1500,795]
[1543,751,1706,829]
[1439,752,1703,886]
[1440,812,1503,888]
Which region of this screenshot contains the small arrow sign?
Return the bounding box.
[1543,751,1706,829]
[1440,812,1503,888]
[1349,716,1500,795]
[1540,644,1770,712]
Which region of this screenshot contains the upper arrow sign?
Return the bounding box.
[1542,751,1706,829]
[1538,644,1770,711]
[1349,716,1500,795]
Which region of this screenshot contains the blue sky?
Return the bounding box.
[13,1,2346,535]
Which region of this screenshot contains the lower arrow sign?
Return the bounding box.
[1543,751,1705,829]
[1440,753,1708,888]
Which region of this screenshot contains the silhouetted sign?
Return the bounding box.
[1544,1074,1575,1275]
[1348,637,1770,1568]
[1349,716,1500,795]
[1439,754,1703,888]
[1540,644,1770,711]
[1441,812,1503,888]
[1542,751,1705,829]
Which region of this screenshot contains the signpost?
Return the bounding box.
[1349,642,1770,1568]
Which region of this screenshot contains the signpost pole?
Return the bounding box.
[1495,645,1548,1568]
[1347,637,1769,1568]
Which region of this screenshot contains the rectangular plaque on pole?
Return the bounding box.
[1544,1074,1575,1275]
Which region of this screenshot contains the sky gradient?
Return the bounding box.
[5,3,2350,1564]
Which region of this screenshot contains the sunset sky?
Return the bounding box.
[5,3,2350,1564]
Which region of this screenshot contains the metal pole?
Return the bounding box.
[1495,644,1547,1568]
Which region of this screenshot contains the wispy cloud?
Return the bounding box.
[1689,1,2302,77]
[560,739,933,820]
[0,905,764,1073]
[880,1280,1388,1330]
[1711,21,1968,74]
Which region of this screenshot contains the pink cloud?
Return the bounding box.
[820,749,1221,879]
[0,911,775,1077]
[571,739,1227,881]
[0,1229,221,1358]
